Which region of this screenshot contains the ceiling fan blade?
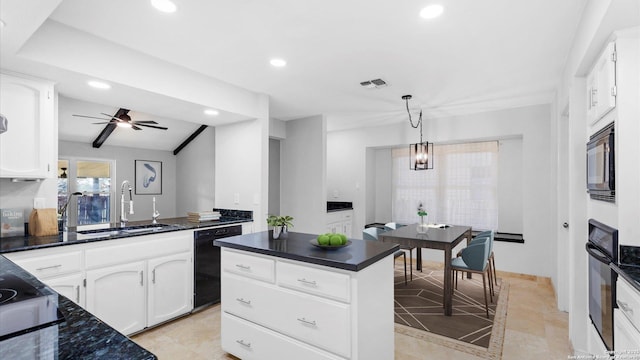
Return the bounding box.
[131,124,143,130]
[136,123,168,130]
[132,120,158,124]
[73,114,112,121]
[92,122,114,125]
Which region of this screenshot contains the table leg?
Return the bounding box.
[416,248,422,271]
[444,246,453,316]
[466,229,473,279]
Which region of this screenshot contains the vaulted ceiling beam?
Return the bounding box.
[92,108,129,148]
[173,125,208,155]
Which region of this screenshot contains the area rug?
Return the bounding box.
[394,264,508,359]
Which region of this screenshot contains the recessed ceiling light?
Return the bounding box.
[87,80,111,90]
[150,0,177,13]
[270,58,287,67]
[204,109,219,116]
[420,4,444,19]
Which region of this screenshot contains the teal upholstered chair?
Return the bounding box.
[470,230,496,294]
[363,227,409,285]
[451,237,493,318]
[383,222,415,277]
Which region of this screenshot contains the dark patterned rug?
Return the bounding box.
[394,264,508,357]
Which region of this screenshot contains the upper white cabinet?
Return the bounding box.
[326,210,353,238]
[587,42,616,125]
[0,73,55,179]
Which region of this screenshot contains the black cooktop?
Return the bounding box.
[0,274,65,340]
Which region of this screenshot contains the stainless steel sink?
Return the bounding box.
[75,223,176,239]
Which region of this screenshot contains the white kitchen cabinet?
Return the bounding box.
[326,210,353,238]
[148,251,192,327]
[44,273,84,307]
[241,222,254,234]
[0,72,55,179]
[587,41,616,125]
[615,276,640,352]
[86,261,147,335]
[4,247,84,307]
[220,247,394,360]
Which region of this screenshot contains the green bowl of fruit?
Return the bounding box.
[311,233,351,249]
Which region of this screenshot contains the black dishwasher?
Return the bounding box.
[194,225,242,310]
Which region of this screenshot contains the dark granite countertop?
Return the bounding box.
[0,216,252,254]
[0,255,156,359]
[611,245,640,293]
[214,231,399,271]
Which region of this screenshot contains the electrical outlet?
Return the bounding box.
[234,193,240,204]
[33,197,46,209]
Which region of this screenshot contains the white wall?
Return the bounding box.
[59,140,177,223]
[176,126,215,216]
[373,149,392,224]
[280,115,327,234]
[327,104,554,277]
[268,138,281,215]
[497,138,524,233]
[556,0,640,354]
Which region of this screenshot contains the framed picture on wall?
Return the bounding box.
[135,160,162,195]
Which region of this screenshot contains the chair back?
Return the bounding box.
[460,237,490,271]
[362,227,380,241]
[384,222,397,231]
[473,230,494,253]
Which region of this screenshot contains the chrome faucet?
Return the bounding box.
[120,180,134,226]
[58,192,83,231]
[151,197,160,224]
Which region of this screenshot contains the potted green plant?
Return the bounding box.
[417,203,428,233]
[266,215,294,239]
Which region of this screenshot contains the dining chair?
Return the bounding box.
[451,237,493,318]
[363,227,409,285]
[456,230,497,296]
[383,222,417,276]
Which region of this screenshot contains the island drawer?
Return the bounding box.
[6,248,82,279]
[222,312,344,360]
[277,260,351,303]
[221,249,275,283]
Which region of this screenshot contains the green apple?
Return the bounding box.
[317,234,330,245]
[339,234,347,245]
[329,234,342,246]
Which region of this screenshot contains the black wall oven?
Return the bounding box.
[585,219,618,351]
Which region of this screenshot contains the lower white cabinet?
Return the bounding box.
[147,252,192,326]
[326,210,353,238]
[86,261,147,335]
[220,247,394,360]
[44,273,84,306]
[615,276,640,352]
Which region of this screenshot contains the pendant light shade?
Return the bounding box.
[403,95,434,170]
[410,141,433,170]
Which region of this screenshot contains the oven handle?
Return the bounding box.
[585,242,612,264]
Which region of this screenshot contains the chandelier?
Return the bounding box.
[403,95,433,170]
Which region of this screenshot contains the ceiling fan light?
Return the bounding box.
[150,0,177,13]
[87,80,111,89]
[117,121,132,128]
[420,4,444,19]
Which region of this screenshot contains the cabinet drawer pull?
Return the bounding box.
[297,278,317,286]
[236,297,252,305]
[236,339,251,348]
[235,264,251,271]
[152,269,156,284]
[619,301,634,315]
[140,271,144,286]
[75,285,80,303]
[297,317,317,326]
[36,264,62,271]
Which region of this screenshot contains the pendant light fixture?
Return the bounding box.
[403,95,433,170]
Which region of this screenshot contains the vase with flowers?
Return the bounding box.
[266,215,294,239]
[417,203,428,233]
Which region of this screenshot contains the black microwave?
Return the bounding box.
[587,122,615,202]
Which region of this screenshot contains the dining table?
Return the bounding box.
[379,224,472,316]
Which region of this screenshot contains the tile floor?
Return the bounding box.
[132,265,573,360]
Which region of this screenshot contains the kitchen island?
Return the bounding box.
[214,231,399,360]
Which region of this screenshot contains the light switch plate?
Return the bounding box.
[33,197,46,209]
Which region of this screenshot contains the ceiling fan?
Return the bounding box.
[73,112,168,131]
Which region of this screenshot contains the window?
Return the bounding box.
[58,159,114,226]
[391,141,499,231]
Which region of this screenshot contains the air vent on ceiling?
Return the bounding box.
[360,78,388,89]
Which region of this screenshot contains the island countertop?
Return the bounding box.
[0,255,156,359]
[214,231,399,271]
